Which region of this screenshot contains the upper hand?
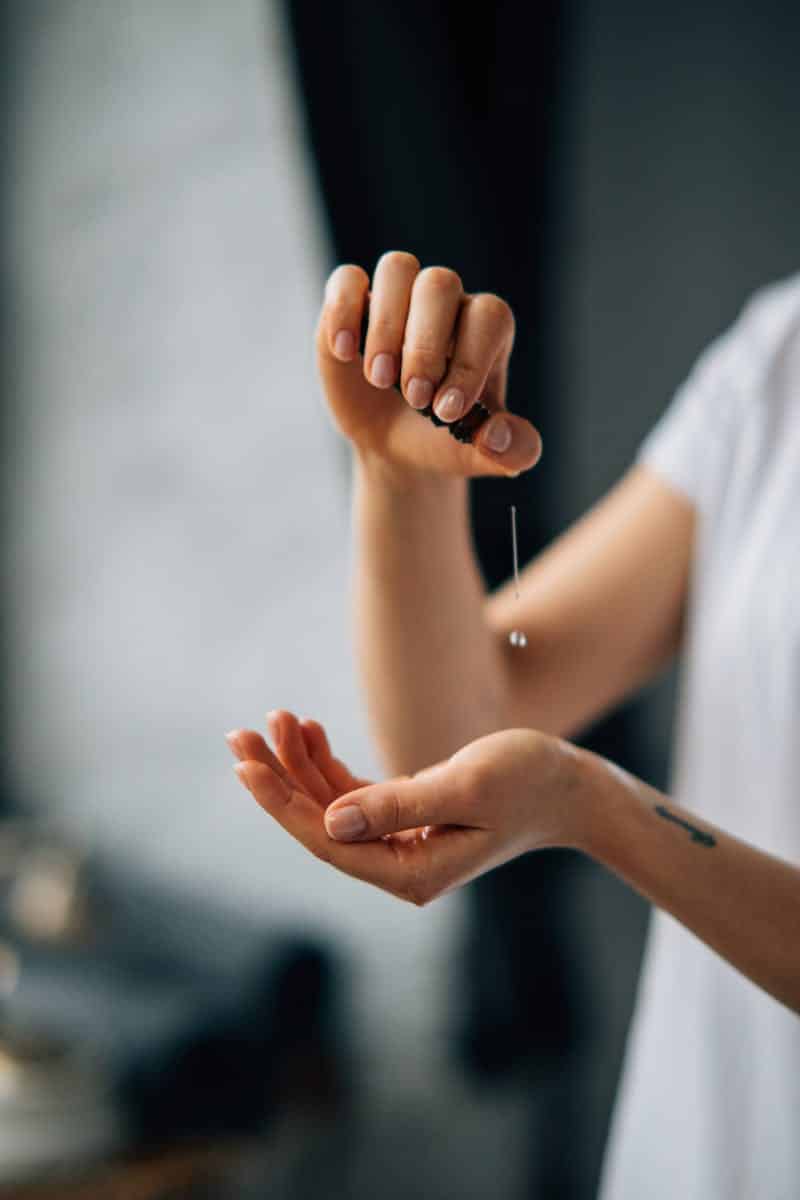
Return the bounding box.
[317,251,542,480]
[226,712,588,906]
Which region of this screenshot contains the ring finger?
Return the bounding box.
[430,292,515,424]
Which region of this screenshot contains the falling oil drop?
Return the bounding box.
[509,505,526,649]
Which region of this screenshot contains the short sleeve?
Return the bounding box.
[634,296,765,513]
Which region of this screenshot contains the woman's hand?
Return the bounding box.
[317,252,542,480]
[226,711,589,906]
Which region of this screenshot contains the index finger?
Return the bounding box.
[322,264,370,363]
[226,728,290,781]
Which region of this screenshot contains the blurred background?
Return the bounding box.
[1,0,798,1195]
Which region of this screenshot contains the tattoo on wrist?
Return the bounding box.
[654,805,716,848]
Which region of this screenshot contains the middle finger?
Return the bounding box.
[400,266,464,410]
[268,710,334,806]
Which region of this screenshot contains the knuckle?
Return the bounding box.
[326,296,354,321]
[472,292,514,331]
[402,345,447,375]
[377,249,420,274]
[417,265,462,295]
[446,359,483,385]
[386,788,402,833]
[411,789,428,830]
[369,787,402,834]
[325,263,368,299]
[368,312,402,337]
[402,350,448,386]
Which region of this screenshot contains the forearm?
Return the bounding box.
[353,453,506,774]
[576,750,800,1013]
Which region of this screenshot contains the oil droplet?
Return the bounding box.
[509,507,526,647]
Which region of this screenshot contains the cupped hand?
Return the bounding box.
[226,712,588,906]
[317,252,542,480]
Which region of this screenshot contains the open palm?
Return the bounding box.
[227,709,574,905]
[226,710,462,902]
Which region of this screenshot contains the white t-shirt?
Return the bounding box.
[599,275,800,1200]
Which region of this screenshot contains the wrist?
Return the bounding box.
[569,746,646,860]
[353,446,464,500]
[523,734,610,854]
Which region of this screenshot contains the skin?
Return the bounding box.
[227,251,800,1015]
[228,717,800,1014]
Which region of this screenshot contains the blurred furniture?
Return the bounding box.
[0,1140,250,1200]
[0,818,348,1188]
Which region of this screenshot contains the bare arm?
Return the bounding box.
[355,456,695,774]
[353,460,503,773]
[486,462,695,738]
[580,749,800,1013]
[229,250,797,1017]
[318,251,694,776]
[232,716,800,1014]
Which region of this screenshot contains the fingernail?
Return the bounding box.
[406,377,434,410]
[370,353,396,389]
[484,416,512,453]
[225,730,242,756]
[333,330,356,361]
[325,805,367,841]
[433,388,465,422]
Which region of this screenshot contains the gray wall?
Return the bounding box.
[5,0,461,1082]
[556,0,800,768]
[560,0,799,521]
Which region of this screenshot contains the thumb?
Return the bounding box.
[324,765,462,842]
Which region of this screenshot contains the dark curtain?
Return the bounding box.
[280,5,650,1196]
